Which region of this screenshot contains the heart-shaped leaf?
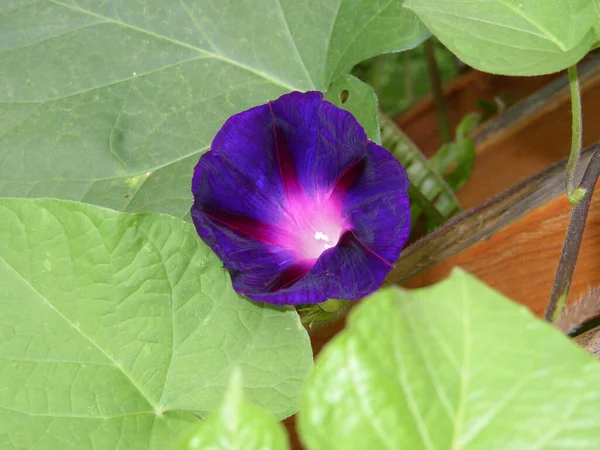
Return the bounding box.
[0,198,312,449]
[298,269,600,449]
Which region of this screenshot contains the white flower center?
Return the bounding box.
[283,195,346,260]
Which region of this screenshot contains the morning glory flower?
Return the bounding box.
[191,91,410,305]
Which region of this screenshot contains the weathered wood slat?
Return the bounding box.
[388,146,595,287]
[399,144,600,318]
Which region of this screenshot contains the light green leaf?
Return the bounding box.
[172,370,289,450]
[0,198,312,450]
[298,269,600,450]
[405,0,598,75]
[1,0,428,218]
[325,74,381,144]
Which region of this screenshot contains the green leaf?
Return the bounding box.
[172,370,289,450]
[0,198,312,449]
[298,269,600,450]
[405,0,598,75]
[1,0,428,218]
[325,74,381,144]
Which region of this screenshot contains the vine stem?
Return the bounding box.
[545,146,600,322]
[565,65,586,204]
[424,39,451,144]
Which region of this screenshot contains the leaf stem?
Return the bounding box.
[566,65,586,204]
[545,146,600,322]
[424,39,451,144]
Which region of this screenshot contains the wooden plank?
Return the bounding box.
[401,146,600,318]
[404,190,600,317]
[388,147,594,287]
[393,56,600,210]
[395,71,559,156]
[472,56,600,147]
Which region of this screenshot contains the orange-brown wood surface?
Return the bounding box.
[395,59,600,210]
[459,73,600,209]
[406,187,600,317]
[396,70,559,155]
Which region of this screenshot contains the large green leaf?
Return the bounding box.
[1,0,428,218]
[172,370,289,450]
[0,198,312,449]
[298,269,600,449]
[405,0,599,75]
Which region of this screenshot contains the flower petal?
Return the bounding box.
[193,203,392,306]
[244,142,411,305]
[248,231,394,305]
[192,101,287,227]
[191,91,411,305]
[192,91,366,239]
[266,91,368,197]
[342,141,411,265]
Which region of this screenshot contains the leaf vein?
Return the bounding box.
[331,0,395,79]
[451,274,471,450]
[49,0,298,91]
[273,0,315,88]
[391,305,436,450]
[0,249,157,410]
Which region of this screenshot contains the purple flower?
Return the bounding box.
[191,91,410,305]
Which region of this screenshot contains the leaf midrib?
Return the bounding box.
[408,1,569,51]
[0,253,158,411]
[49,0,301,92]
[273,0,315,88]
[450,275,471,450]
[498,0,567,51]
[0,405,154,420]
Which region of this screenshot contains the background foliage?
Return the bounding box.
[353,40,460,117]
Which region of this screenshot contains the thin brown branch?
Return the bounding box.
[545,146,600,321]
